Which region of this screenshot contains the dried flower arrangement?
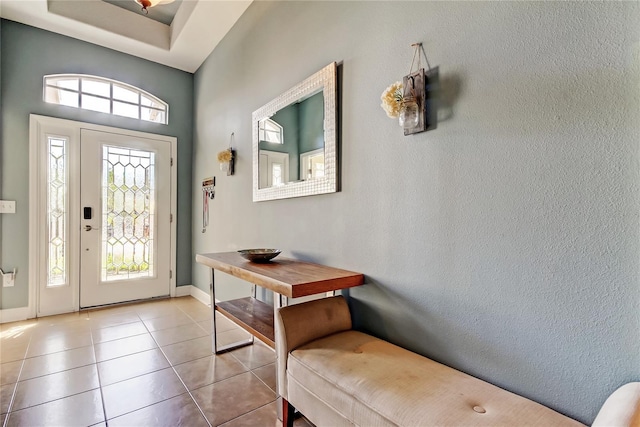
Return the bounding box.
[217,148,233,163]
[380,81,404,118]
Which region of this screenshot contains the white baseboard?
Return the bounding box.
[190,285,211,306]
[0,306,30,324]
[175,285,193,297]
[174,284,211,306]
[1,287,211,324]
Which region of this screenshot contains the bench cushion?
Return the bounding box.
[288,330,584,427]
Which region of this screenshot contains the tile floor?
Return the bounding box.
[0,296,311,427]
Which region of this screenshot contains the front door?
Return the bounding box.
[79,129,172,308]
[30,115,176,316]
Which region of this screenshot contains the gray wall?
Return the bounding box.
[0,20,193,310]
[193,1,639,423]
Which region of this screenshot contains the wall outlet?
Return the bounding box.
[3,273,14,287]
[0,200,16,214]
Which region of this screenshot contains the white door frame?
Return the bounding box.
[29,114,178,318]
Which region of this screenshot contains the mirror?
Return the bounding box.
[253,62,338,202]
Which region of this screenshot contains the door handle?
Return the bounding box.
[85,225,99,231]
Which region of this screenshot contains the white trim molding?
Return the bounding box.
[174,285,192,298]
[190,285,211,307]
[172,284,210,306]
[0,307,31,324]
[29,114,178,316]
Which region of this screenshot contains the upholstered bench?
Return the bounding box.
[276,296,640,427]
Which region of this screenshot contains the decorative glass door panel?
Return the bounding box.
[80,129,171,308]
[102,146,156,282]
[47,137,68,287]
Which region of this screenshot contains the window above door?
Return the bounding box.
[43,74,169,125]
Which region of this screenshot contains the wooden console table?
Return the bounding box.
[195,252,364,353]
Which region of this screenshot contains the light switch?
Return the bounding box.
[0,200,16,214]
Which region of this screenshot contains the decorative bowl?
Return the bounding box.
[237,249,282,263]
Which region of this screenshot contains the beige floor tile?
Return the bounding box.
[182,305,213,323]
[101,367,186,419]
[161,336,213,365]
[1,361,22,386]
[5,389,104,427]
[0,322,37,339]
[171,296,204,308]
[20,346,95,381]
[1,383,16,414]
[219,401,278,427]
[97,348,169,386]
[90,423,107,427]
[150,322,208,347]
[217,314,242,332]
[35,311,88,326]
[198,314,239,334]
[198,320,213,333]
[218,328,254,348]
[91,321,148,344]
[94,333,157,362]
[25,331,93,358]
[88,311,141,330]
[12,364,99,411]
[108,392,209,427]
[173,353,248,390]
[142,312,194,332]
[229,341,276,370]
[1,338,30,363]
[136,304,182,321]
[252,363,276,393]
[192,371,276,426]
[31,319,91,338]
[87,304,138,319]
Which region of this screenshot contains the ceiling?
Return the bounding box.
[0,0,253,73]
[102,0,184,26]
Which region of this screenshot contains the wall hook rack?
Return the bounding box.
[201,177,215,233]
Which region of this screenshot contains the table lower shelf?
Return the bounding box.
[216,297,275,348]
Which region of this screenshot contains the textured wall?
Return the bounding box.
[192,1,639,423]
[0,20,194,310]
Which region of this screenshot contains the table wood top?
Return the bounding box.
[196,252,364,298]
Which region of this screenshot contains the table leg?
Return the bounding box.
[274,292,288,420]
[210,268,218,353]
[210,268,254,354]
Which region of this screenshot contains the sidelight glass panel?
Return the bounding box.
[102,145,156,281]
[47,137,67,287]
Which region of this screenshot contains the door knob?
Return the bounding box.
[85,225,99,231]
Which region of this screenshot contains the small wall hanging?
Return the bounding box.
[217,133,236,176]
[201,176,215,233]
[380,42,438,135]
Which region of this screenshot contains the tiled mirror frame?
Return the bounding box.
[252,62,338,202]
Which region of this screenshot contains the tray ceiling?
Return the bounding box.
[0,0,252,73]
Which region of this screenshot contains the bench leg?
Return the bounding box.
[282,398,295,427]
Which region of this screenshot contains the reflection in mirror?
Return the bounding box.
[258,91,324,189]
[253,62,337,202]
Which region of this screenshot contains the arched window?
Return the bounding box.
[43,74,168,124]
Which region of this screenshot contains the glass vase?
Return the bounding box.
[398,97,419,129]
